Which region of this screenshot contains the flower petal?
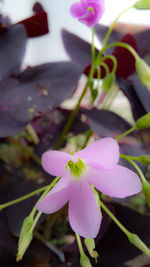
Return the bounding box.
[79,1,105,27]
[41,150,70,177]
[36,174,70,214]
[75,138,119,170]
[70,2,85,18]
[88,165,142,198]
[68,180,101,238]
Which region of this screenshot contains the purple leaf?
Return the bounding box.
[0,62,82,137]
[82,108,132,138]
[62,29,98,69]
[134,28,150,58]
[0,24,27,79]
[17,10,49,38]
[117,76,148,120]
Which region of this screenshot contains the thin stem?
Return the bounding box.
[55,82,89,150]
[0,185,48,211]
[100,201,130,236]
[101,55,117,74]
[81,129,93,149]
[115,126,137,141]
[102,42,137,59]
[100,200,150,256]
[91,27,95,63]
[26,124,39,145]
[105,85,119,110]
[100,62,109,76]
[30,176,60,217]
[101,5,133,50]
[75,233,85,256]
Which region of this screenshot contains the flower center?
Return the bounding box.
[87,7,95,15]
[66,157,87,180]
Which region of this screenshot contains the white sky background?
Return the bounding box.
[1,0,150,66]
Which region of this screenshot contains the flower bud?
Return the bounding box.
[143,181,150,208]
[134,0,150,9]
[136,113,150,129]
[84,238,99,261]
[135,57,150,91]
[102,73,115,91]
[16,230,33,262]
[138,155,150,164]
[16,215,34,261]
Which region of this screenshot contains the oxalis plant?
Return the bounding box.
[0,0,150,266]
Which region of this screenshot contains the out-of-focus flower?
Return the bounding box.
[37,138,142,238]
[70,0,105,27]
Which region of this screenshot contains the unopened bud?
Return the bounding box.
[135,57,150,91]
[134,0,150,9]
[16,215,34,261]
[102,73,115,91]
[136,113,150,129]
[143,181,150,208]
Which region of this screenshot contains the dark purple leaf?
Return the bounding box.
[113,34,138,79]
[35,108,88,155]
[62,29,91,68]
[17,10,49,38]
[62,29,99,69]
[82,108,132,138]
[134,28,150,58]
[0,62,82,137]
[0,24,27,79]
[117,76,146,120]
[129,74,150,114]
[33,2,44,13]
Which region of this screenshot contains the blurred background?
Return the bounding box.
[0,0,150,65]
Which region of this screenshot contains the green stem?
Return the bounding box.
[0,185,48,211]
[102,42,137,59]
[100,201,130,235]
[100,62,109,76]
[101,5,133,50]
[115,126,137,141]
[82,129,93,149]
[30,176,60,217]
[26,124,39,145]
[101,55,117,74]
[55,82,89,150]
[100,201,150,256]
[104,85,119,110]
[75,233,85,256]
[91,27,95,63]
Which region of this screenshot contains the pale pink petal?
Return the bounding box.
[41,150,70,177]
[68,180,101,238]
[36,174,70,214]
[88,166,142,198]
[81,0,88,8]
[70,2,85,18]
[75,138,119,170]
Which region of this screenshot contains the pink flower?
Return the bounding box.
[70,0,105,27]
[37,138,142,238]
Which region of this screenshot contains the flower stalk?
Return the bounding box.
[100,200,150,256]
